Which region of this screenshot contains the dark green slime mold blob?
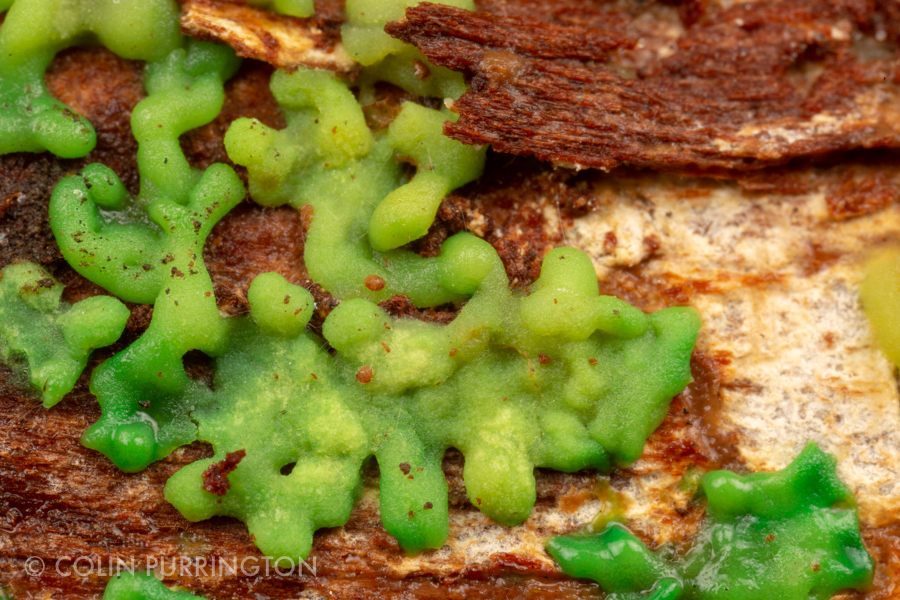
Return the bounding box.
[48,39,243,472]
[0,0,182,158]
[546,443,875,600]
[102,572,204,600]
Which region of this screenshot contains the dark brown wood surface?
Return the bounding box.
[390,1,900,175]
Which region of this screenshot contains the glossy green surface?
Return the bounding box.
[225,67,486,306]
[547,443,875,600]
[0,262,128,407]
[165,261,699,562]
[0,0,181,157]
[245,0,313,18]
[10,2,707,565]
[48,40,243,472]
[102,573,203,600]
[343,0,471,99]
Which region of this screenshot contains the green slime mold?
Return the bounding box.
[0,0,181,158]
[48,40,244,472]
[244,0,313,18]
[343,0,471,99]
[21,4,705,566]
[0,262,129,407]
[860,248,900,367]
[546,443,875,600]
[224,66,486,306]
[103,572,204,600]
[165,249,699,562]
[368,102,486,252]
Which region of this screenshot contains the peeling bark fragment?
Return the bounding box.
[389,2,900,175]
[389,4,632,70]
[827,167,900,220]
[201,448,246,496]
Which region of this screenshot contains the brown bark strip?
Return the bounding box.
[389,2,900,175]
[387,4,633,69]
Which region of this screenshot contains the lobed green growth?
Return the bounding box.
[0,0,181,158]
[244,0,313,18]
[103,573,204,600]
[546,443,875,600]
[343,0,472,99]
[134,41,242,205]
[368,103,485,251]
[165,250,699,562]
[18,1,709,567]
[0,262,129,407]
[48,40,244,472]
[225,67,486,306]
[860,248,900,367]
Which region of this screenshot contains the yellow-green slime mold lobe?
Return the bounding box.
[224,66,487,306]
[243,0,313,18]
[0,0,181,158]
[48,40,244,473]
[860,247,900,366]
[103,572,205,600]
[134,40,242,204]
[343,0,472,100]
[0,262,129,407]
[547,443,875,600]
[368,102,486,252]
[166,249,699,560]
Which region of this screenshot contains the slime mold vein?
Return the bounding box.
[0,0,182,158]
[49,38,244,472]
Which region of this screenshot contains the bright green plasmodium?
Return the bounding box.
[244,0,313,18]
[546,443,874,600]
[225,67,486,306]
[165,248,699,563]
[22,4,705,567]
[368,103,485,251]
[0,262,128,407]
[343,0,472,99]
[48,40,243,472]
[0,0,181,158]
[168,51,699,564]
[103,573,204,600]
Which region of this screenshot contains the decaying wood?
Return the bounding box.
[388,1,900,175]
[4,3,900,599]
[0,47,723,600]
[181,0,355,73]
